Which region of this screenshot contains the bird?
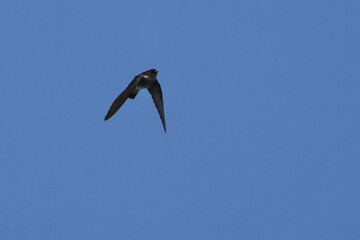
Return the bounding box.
[104,69,166,133]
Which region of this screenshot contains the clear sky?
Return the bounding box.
[1,0,359,239]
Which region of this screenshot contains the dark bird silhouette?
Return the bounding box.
[104,69,166,133]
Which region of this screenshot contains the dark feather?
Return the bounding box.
[104,76,141,120]
[148,81,166,132]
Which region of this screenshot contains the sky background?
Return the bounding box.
[1,0,359,239]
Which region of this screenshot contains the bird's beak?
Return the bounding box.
[155,69,159,73]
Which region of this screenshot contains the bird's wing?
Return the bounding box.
[148,80,166,132]
[104,75,142,121]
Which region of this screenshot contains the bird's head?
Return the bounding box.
[143,69,159,77]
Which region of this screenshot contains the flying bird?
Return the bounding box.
[104,69,166,133]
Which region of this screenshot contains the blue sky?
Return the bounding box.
[1,0,359,239]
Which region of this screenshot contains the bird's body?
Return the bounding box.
[104,69,166,133]
[137,74,157,88]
